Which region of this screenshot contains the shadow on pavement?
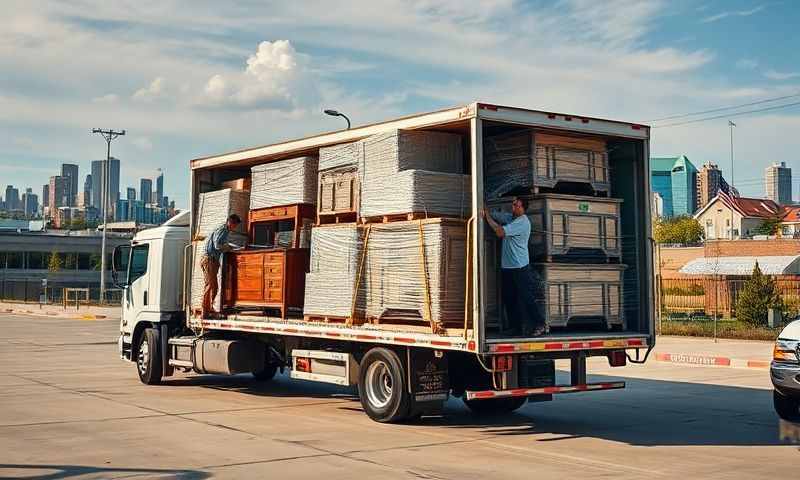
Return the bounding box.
[162,370,790,447]
[0,463,209,480]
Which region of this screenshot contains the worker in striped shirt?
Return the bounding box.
[482,197,547,337]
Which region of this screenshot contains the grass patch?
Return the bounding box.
[660,319,781,341]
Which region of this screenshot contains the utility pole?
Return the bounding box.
[728,120,736,239]
[92,128,125,304]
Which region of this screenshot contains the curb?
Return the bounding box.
[2,307,113,321]
[655,352,770,370]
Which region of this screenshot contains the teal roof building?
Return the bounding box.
[650,155,698,217]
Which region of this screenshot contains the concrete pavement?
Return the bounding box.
[0,313,796,479]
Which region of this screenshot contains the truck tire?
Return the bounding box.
[358,348,411,423]
[252,364,278,381]
[463,396,527,415]
[773,390,800,421]
[137,328,163,385]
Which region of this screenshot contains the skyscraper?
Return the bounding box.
[48,176,69,212]
[61,163,79,206]
[696,163,725,210]
[649,155,698,217]
[22,188,38,218]
[127,187,136,201]
[155,170,164,207]
[83,174,92,207]
[140,178,152,205]
[4,185,20,211]
[766,161,792,205]
[42,184,49,208]
[91,158,121,220]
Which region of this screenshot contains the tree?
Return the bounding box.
[47,251,62,273]
[654,215,704,244]
[69,218,87,230]
[735,261,784,326]
[754,217,781,236]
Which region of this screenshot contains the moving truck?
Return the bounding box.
[115,102,655,422]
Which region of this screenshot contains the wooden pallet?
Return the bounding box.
[303,314,355,324]
[360,212,465,224]
[317,211,358,225]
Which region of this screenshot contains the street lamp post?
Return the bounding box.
[92,128,125,304]
[324,109,351,129]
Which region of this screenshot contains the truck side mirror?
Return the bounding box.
[112,245,131,288]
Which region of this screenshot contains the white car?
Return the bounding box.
[772,320,800,421]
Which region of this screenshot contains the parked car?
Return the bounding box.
[772,319,800,421]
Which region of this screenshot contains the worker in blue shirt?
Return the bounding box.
[482,197,547,337]
[201,214,242,318]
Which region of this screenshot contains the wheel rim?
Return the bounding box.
[137,339,149,376]
[365,360,393,409]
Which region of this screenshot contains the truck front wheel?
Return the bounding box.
[358,348,411,423]
[136,328,163,385]
[463,396,527,415]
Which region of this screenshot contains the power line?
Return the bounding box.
[652,100,800,128]
[646,92,800,123]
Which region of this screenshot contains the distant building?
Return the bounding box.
[696,163,726,211]
[61,163,79,206]
[91,158,121,220]
[765,161,792,205]
[4,185,20,212]
[155,170,164,207]
[650,155,699,218]
[140,178,152,204]
[42,184,49,209]
[694,195,780,240]
[83,174,92,207]
[21,189,38,218]
[115,198,172,225]
[48,176,69,212]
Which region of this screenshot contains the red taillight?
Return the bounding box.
[631,124,642,130]
[547,113,556,119]
[608,350,627,367]
[492,355,513,372]
[296,357,311,373]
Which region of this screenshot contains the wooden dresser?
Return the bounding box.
[223,248,309,318]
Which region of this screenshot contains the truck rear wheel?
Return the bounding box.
[463,396,527,415]
[358,348,411,423]
[137,328,162,385]
[252,364,278,381]
[773,390,800,421]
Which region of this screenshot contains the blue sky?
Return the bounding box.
[2,0,799,207]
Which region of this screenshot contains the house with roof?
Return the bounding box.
[693,194,780,240]
[779,205,800,238]
[650,155,698,217]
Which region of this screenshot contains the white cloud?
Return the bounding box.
[736,58,758,69]
[132,77,166,102]
[132,137,153,151]
[199,40,317,110]
[618,48,713,73]
[91,93,118,103]
[701,5,766,23]
[764,70,800,81]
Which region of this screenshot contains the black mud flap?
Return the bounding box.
[407,348,450,408]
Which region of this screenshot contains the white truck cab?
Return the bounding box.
[114,211,190,374]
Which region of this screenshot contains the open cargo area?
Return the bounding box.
[186,103,653,355]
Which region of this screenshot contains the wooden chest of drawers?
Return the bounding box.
[223,248,309,318]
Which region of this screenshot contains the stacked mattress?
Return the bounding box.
[250,156,318,209]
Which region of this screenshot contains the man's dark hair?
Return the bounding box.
[514,197,529,211]
[227,214,242,225]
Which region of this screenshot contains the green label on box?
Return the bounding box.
[578,202,590,213]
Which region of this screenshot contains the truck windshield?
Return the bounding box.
[128,245,149,284]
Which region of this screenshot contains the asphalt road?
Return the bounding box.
[0,313,796,479]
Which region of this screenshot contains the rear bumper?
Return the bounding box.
[485,336,647,354]
[771,361,800,397]
[464,381,625,400]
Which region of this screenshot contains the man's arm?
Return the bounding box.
[213,228,233,252]
[482,209,505,238]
